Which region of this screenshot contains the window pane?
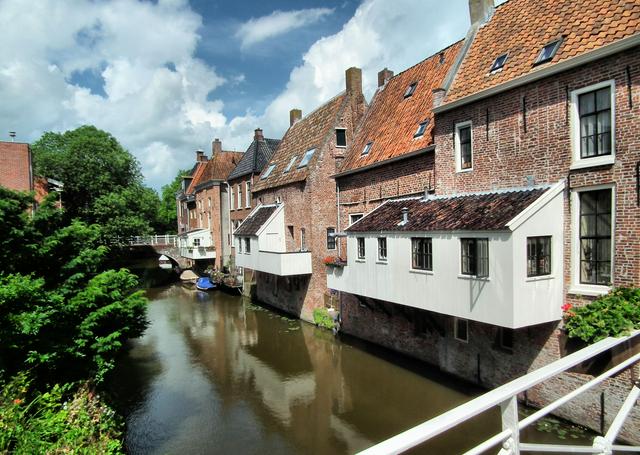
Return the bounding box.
[596,87,611,110]
[596,214,611,237]
[580,238,596,261]
[579,92,595,115]
[580,214,596,236]
[596,238,611,263]
[597,189,612,212]
[597,261,611,284]
[580,192,597,215]
[460,126,471,143]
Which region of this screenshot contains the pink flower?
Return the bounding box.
[561,303,573,312]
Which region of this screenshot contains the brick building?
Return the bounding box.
[328,0,640,442]
[0,141,32,192]
[235,67,366,322]
[226,128,280,254]
[177,139,242,270]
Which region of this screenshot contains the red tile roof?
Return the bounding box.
[202,150,243,182]
[252,93,347,192]
[185,161,207,194]
[339,41,463,174]
[445,0,640,103]
[346,187,546,232]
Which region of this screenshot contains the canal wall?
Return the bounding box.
[339,293,640,445]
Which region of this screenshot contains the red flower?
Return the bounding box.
[561,303,573,312]
[13,398,22,405]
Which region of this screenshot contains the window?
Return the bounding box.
[411,238,432,271]
[490,53,508,72]
[193,238,201,247]
[579,189,612,285]
[361,142,373,156]
[357,237,365,260]
[238,185,242,209]
[244,238,251,253]
[298,148,316,168]
[527,236,551,277]
[534,39,562,65]
[238,238,242,253]
[455,122,473,171]
[499,328,514,352]
[577,84,613,160]
[327,228,336,250]
[378,237,387,261]
[283,156,297,173]
[404,82,417,98]
[461,238,489,277]
[246,182,251,207]
[208,197,211,208]
[414,120,429,138]
[454,318,468,343]
[261,164,276,180]
[349,213,363,226]
[301,228,306,251]
[336,128,347,147]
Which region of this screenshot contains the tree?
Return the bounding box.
[157,169,190,234]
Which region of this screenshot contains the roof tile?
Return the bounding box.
[234,205,277,236]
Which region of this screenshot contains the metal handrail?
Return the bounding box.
[127,234,178,246]
[358,331,640,455]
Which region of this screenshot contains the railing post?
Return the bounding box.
[498,396,520,455]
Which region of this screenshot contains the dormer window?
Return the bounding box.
[534,39,562,65]
[261,164,276,180]
[414,120,429,138]
[490,53,508,72]
[404,82,417,98]
[283,156,297,173]
[361,142,373,156]
[335,128,347,147]
[297,148,316,168]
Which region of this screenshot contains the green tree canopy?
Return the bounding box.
[157,168,190,234]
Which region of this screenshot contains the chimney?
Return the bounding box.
[9,131,16,142]
[345,67,362,95]
[254,128,264,141]
[432,88,446,109]
[401,207,409,225]
[377,68,394,87]
[212,138,222,156]
[290,109,302,126]
[468,0,494,25]
[196,149,207,162]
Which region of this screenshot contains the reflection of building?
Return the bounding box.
[176,140,243,269]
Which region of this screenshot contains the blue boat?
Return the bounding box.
[195,277,216,291]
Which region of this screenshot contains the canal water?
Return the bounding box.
[108,284,592,455]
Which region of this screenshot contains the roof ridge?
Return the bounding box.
[289,90,346,130]
[388,37,466,81]
[421,184,550,201]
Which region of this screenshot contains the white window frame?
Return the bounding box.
[245,181,251,208]
[454,121,473,173]
[377,237,387,262]
[356,237,365,261]
[361,142,373,156]
[349,213,364,226]
[283,156,297,173]
[454,318,469,343]
[261,164,276,180]
[570,80,616,170]
[238,237,242,253]
[298,148,316,168]
[237,184,242,210]
[335,128,347,148]
[230,187,235,211]
[569,184,615,297]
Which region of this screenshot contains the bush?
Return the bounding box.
[313,308,335,330]
[0,373,123,454]
[564,287,640,343]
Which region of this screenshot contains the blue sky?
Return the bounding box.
[0,0,476,189]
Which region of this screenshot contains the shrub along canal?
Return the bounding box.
[108,284,593,454]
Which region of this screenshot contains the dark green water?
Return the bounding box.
[108,284,592,454]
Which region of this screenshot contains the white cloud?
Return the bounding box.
[236,8,334,49]
[0,0,471,190]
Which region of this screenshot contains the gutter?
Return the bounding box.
[332,146,435,179]
[434,33,640,114]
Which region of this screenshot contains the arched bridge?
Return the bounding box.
[128,235,188,270]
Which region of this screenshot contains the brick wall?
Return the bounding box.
[193,184,224,268]
[0,142,32,192]
[434,48,640,302]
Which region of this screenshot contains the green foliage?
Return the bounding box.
[565,288,640,343]
[157,169,190,234]
[0,373,123,454]
[313,307,335,330]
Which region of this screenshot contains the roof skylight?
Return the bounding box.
[261,164,276,180]
[297,148,316,168]
[534,39,562,65]
[361,142,373,156]
[490,53,508,72]
[404,82,417,98]
[414,120,429,138]
[283,156,297,173]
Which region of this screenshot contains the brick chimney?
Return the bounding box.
[468,0,494,25]
[254,128,264,141]
[432,88,446,109]
[212,138,222,156]
[377,68,394,87]
[196,149,207,162]
[290,109,302,126]
[345,67,362,94]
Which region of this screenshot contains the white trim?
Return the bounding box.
[377,236,387,262]
[434,33,640,114]
[507,180,565,230]
[454,120,473,173]
[349,212,365,227]
[245,181,251,208]
[335,127,347,148]
[569,184,615,295]
[569,79,616,169]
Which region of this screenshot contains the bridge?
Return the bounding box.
[127,235,189,270]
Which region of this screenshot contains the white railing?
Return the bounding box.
[358,331,640,455]
[128,234,178,246]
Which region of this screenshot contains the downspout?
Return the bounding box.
[225,182,233,269]
[336,181,341,257]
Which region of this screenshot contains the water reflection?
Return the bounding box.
[109,285,591,455]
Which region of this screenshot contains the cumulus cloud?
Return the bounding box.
[236,8,335,49]
[0,0,471,190]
